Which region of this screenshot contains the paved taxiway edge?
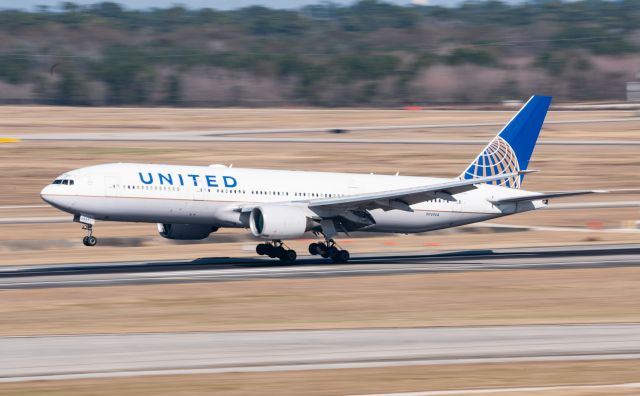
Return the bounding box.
[2,323,640,382]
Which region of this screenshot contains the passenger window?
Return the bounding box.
[62,180,69,185]
[53,180,62,184]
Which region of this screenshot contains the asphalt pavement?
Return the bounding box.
[2,323,640,382]
[2,244,640,289]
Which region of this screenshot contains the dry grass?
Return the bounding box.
[3,268,640,336]
[1,360,639,396]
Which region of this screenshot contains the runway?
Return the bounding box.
[2,323,640,382]
[2,244,640,289]
[5,117,640,144]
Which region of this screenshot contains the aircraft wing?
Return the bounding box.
[489,190,608,205]
[308,171,529,211]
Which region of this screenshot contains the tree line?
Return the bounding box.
[0,0,638,106]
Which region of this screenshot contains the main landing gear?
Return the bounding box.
[256,240,297,263]
[81,223,97,247]
[308,239,350,263]
[255,238,350,264]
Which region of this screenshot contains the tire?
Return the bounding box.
[328,246,339,259]
[86,236,97,246]
[82,236,89,246]
[264,244,276,258]
[308,243,319,255]
[273,246,286,259]
[280,249,297,263]
[317,243,329,258]
[332,249,350,263]
[256,243,266,255]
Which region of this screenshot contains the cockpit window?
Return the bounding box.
[52,179,74,185]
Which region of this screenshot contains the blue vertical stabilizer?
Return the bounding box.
[461,95,552,189]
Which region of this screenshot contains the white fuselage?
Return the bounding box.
[40,163,544,235]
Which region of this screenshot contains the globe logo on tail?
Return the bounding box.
[463,136,521,189]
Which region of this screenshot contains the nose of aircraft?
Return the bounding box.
[41,183,78,214]
[40,184,62,207]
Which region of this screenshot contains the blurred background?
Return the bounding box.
[0,0,639,106]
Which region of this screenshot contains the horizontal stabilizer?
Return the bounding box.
[489,190,607,205]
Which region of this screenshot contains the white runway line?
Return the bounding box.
[0,216,72,224]
[0,204,49,209]
[352,382,640,396]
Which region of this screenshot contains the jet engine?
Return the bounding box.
[250,206,314,239]
[157,223,218,240]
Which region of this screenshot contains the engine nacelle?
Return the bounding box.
[157,223,218,240]
[250,205,313,239]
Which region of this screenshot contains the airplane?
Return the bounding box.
[40,95,606,263]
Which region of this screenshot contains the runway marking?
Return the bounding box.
[352,382,640,395]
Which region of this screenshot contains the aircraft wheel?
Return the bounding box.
[273,246,286,259]
[331,249,350,263]
[256,243,267,255]
[280,249,297,263]
[83,236,97,247]
[263,244,276,258]
[308,243,319,255]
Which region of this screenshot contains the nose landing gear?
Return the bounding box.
[309,239,350,263]
[256,240,297,263]
[81,224,97,247]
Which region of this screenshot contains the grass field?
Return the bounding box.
[3,267,640,336]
